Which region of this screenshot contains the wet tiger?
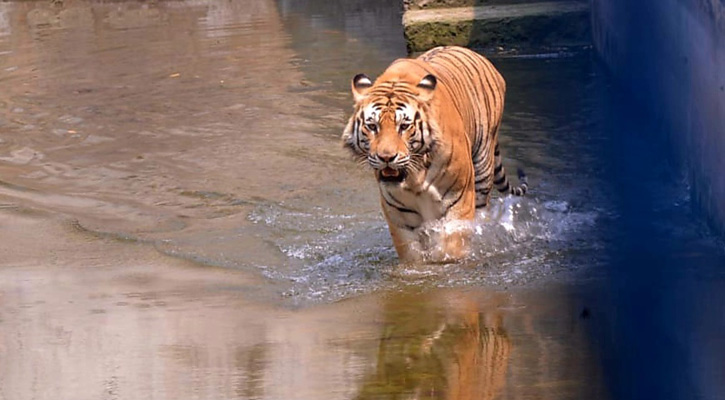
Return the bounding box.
[342,46,527,262]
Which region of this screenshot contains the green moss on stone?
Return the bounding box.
[404,21,474,52]
[404,10,590,52]
[405,0,568,11]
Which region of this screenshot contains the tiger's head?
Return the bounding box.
[342,69,439,184]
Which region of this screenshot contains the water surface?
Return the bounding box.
[0,1,723,399]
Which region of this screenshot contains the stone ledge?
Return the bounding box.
[403,1,591,53]
[404,0,575,11]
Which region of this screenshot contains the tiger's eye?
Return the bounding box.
[365,124,377,132]
[399,123,410,131]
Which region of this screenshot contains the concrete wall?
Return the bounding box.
[591,0,725,234]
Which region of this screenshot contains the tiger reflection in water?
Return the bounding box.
[355,291,510,400]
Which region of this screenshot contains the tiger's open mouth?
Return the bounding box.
[378,167,406,183]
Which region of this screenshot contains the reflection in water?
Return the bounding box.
[0,4,9,38]
[0,210,605,400]
[0,0,357,272]
[355,291,509,400]
[277,0,407,87]
[0,209,370,400]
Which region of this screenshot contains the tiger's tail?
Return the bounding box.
[493,145,528,196]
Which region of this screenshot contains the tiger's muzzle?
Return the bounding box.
[369,152,409,183]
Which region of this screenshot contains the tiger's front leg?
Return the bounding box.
[383,187,476,263]
[426,223,472,262]
[387,223,425,263]
[425,187,476,262]
[388,222,470,264]
[380,200,425,263]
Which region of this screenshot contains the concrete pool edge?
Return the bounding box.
[402,1,591,53]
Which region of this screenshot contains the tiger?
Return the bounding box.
[354,291,511,399]
[342,46,527,262]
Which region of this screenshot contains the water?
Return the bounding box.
[0,0,608,303]
[0,1,723,399]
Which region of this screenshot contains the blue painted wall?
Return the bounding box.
[591,0,725,234]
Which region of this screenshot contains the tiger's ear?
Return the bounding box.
[417,74,437,101]
[352,73,373,102]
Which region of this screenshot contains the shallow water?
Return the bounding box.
[0,0,608,303]
[0,1,723,399]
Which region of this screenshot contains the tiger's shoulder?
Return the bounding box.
[417,46,506,95]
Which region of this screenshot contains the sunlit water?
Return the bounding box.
[1,0,613,304]
[1,1,723,399]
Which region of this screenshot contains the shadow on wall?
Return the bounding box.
[591,0,725,235]
[589,75,725,400]
[588,11,725,393]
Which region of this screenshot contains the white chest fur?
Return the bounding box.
[380,180,446,229]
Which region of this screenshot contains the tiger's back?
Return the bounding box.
[417,47,519,207]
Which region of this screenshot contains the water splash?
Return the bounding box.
[245,195,604,303]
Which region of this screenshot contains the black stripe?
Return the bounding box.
[471,139,483,160]
[383,197,419,215]
[442,151,454,171]
[409,120,422,150]
[415,113,426,152]
[479,59,499,115]
[473,156,489,169]
[493,175,507,186]
[475,173,491,185]
[445,154,473,214]
[467,53,491,117]
[440,180,453,199]
[420,121,427,151]
[351,119,360,152]
[430,152,454,189]
[476,192,489,208]
[494,162,503,175]
[383,190,408,209]
[457,50,493,120]
[445,188,465,213]
[409,126,420,142]
[355,118,364,152]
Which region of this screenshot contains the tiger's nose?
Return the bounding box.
[376,152,398,163]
